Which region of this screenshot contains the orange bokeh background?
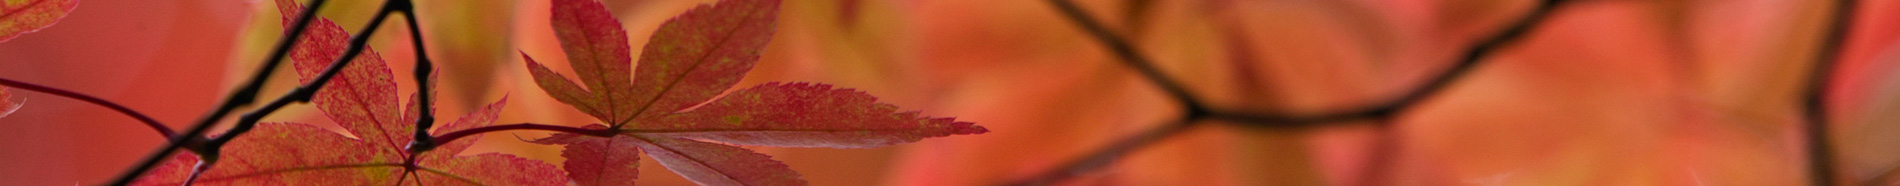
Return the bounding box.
[4,0,1900,185]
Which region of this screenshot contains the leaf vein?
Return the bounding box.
[631,135,750,186]
[618,3,766,126]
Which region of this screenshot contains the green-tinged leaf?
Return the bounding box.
[0,0,76,42]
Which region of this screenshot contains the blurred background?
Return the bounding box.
[3,0,1900,185]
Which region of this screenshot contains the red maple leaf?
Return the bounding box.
[130,0,566,185]
[520,0,987,185]
[0,0,76,42]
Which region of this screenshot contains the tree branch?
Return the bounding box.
[1046,0,1207,115]
[101,0,420,184]
[1022,0,1570,185]
[381,0,441,154]
[206,0,404,155]
[1207,0,1567,128]
[103,0,332,184]
[0,78,174,137]
[1805,0,1857,185]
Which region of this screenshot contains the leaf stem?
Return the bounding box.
[103,0,333,184]
[0,77,175,137]
[424,123,616,149]
[1806,0,1857,185]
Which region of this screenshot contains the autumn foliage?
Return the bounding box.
[10,0,985,185]
[7,0,1900,185]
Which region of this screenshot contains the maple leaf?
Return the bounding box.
[0,88,18,118]
[0,0,77,42]
[130,0,566,185]
[521,0,987,185]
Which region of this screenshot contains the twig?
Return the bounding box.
[181,1,405,184]
[1005,119,1195,186]
[1805,0,1857,185]
[206,0,404,155]
[0,78,174,137]
[383,0,441,154]
[102,0,332,184]
[1205,0,1567,128]
[1046,0,1207,115]
[100,0,422,184]
[1022,0,1570,185]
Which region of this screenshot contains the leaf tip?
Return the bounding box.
[950,121,988,135]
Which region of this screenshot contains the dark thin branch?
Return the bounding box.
[1021,0,1570,185]
[1208,0,1566,128]
[1119,0,1156,36]
[100,0,420,185]
[1046,0,1207,115]
[1806,0,1857,185]
[103,0,332,184]
[185,2,403,185]
[385,0,440,154]
[208,0,403,152]
[1005,119,1194,186]
[0,78,174,137]
[1380,0,1563,114]
[423,123,616,148]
